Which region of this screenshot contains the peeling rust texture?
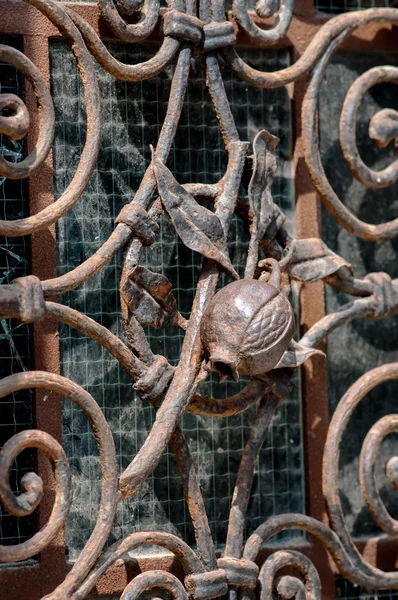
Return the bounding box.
[1,0,398,598]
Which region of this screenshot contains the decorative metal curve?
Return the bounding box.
[120,571,189,600]
[340,66,398,189]
[0,0,102,237]
[224,8,398,88]
[97,0,160,42]
[0,45,54,180]
[0,429,71,562]
[65,8,180,81]
[259,550,321,600]
[0,0,398,597]
[302,30,398,240]
[232,0,294,46]
[360,414,398,536]
[323,364,398,588]
[0,371,118,583]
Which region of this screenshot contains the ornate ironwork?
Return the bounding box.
[0,0,397,597]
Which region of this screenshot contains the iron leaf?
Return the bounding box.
[248,129,280,238]
[151,149,239,280]
[280,238,353,283]
[274,339,324,369]
[121,265,185,329]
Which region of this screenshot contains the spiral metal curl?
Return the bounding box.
[302,18,398,241]
[0,372,118,598]
[259,550,321,600]
[97,0,160,42]
[0,0,102,237]
[0,93,30,142]
[323,363,398,588]
[120,571,189,600]
[239,365,398,592]
[360,414,398,536]
[340,66,398,190]
[232,0,294,46]
[0,429,71,563]
[0,45,54,181]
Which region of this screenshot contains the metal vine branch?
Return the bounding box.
[0,0,398,597]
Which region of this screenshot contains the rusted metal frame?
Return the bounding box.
[113,21,290,596]
[198,46,290,592]
[95,32,237,588]
[116,50,217,512]
[115,45,262,587]
[1,1,398,599]
[285,12,398,593]
[0,26,64,600]
[58,25,224,598]
[117,29,247,501]
[0,1,208,592]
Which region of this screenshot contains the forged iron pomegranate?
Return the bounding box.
[200,259,294,381]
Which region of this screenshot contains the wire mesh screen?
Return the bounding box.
[315,0,394,15]
[50,40,303,561]
[0,35,36,549]
[336,577,398,600]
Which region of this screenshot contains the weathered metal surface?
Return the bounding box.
[0,0,398,598]
[200,260,295,380]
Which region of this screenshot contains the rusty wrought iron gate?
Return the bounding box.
[0,0,398,597]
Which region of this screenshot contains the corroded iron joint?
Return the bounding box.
[116,204,159,245]
[217,556,259,588]
[257,369,293,402]
[365,272,398,320]
[184,569,228,599]
[133,354,175,402]
[0,275,46,323]
[202,22,236,51]
[163,10,203,45]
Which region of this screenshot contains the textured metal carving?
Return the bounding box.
[0,0,398,598]
[200,260,295,380]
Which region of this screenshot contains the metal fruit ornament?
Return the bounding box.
[200,259,295,381]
